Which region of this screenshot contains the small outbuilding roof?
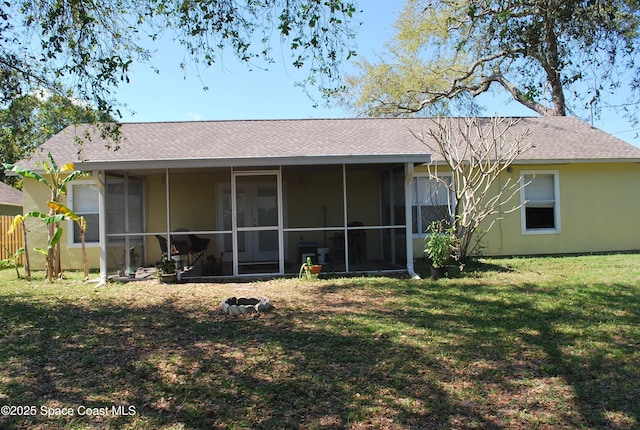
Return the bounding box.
[0,182,23,207]
[15,116,640,172]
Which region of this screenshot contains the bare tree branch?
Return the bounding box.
[412,116,535,261]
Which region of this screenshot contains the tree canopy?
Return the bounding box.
[0,93,113,184]
[1,1,358,119]
[344,0,640,122]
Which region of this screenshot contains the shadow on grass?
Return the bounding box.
[0,294,460,429]
[311,278,640,428]
[413,257,515,280]
[1,276,639,429]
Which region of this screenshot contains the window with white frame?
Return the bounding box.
[411,175,454,235]
[67,181,100,245]
[521,171,559,233]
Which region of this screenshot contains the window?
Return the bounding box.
[521,171,560,233]
[67,182,100,245]
[411,175,454,235]
[106,177,144,245]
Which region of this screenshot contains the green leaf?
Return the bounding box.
[49,227,63,248]
[2,163,50,186]
[24,211,48,219]
[44,214,67,224]
[46,152,58,172]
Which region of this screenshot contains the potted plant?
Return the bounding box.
[424,221,455,280]
[157,257,177,283]
[299,256,322,279]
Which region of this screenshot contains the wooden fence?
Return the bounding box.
[0,215,23,261]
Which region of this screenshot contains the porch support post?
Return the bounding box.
[277,166,284,274]
[165,168,171,252]
[342,163,349,273]
[231,168,238,277]
[404,162,420,279]
[95,170,108,285]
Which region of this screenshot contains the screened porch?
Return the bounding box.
[103,163,412,279]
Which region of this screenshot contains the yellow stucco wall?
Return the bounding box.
[22,177,101,270]
[25,161,636,271]
[412,162,640,258]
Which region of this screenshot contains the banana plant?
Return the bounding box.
[25,211,66,282]
[1,247,25,279]
[34,225,63,281]
[48,201,89,281]
[3,152,84,280]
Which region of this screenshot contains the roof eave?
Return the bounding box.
[429,158,640,166]
[516,158,640,164]
[76,154,431,171]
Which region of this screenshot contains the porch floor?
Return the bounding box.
[110,260,407,282]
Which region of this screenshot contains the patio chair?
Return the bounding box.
[155,235,170,258]
[187,234,210,267]
[155,235,187,269]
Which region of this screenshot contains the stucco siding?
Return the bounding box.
[22,177,101,271]
[412,162,640,259]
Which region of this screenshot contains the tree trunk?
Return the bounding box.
[47,223,55,282]
[21,220,31,280]
[81,231,88,281]
[542,6,566,116]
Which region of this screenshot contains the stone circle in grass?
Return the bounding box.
[221,297,273,315]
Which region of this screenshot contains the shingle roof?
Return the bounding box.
[16,116,640,171]
[490,116,640,162]
[0,182,23,206]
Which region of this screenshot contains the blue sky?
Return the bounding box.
[115,1,640,147]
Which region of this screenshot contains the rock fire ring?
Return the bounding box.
[221,297,273,315]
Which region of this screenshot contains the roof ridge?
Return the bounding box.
[115,116,547,126]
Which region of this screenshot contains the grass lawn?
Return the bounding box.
[0,254,639,429]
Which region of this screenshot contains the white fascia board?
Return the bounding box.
[428,158,640,166]
[75,154,431,171]
[516,158,640,164]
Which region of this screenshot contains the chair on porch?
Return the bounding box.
[155,235,187,269]
[187,234,210,267]
[155,235,170,258]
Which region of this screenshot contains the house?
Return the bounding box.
[13,117,640,282]
[0,181,23,216]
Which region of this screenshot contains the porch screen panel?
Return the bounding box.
[281,165,344,229]
[345,166,381,227]
[379,167,407,265]
[106,177,144,245]
[128,179,144,233]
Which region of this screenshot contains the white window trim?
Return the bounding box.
[520,170,561,235]
[66,180,100,248]
[412,172,455,238]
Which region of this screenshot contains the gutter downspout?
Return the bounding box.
[405,162,420,279]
